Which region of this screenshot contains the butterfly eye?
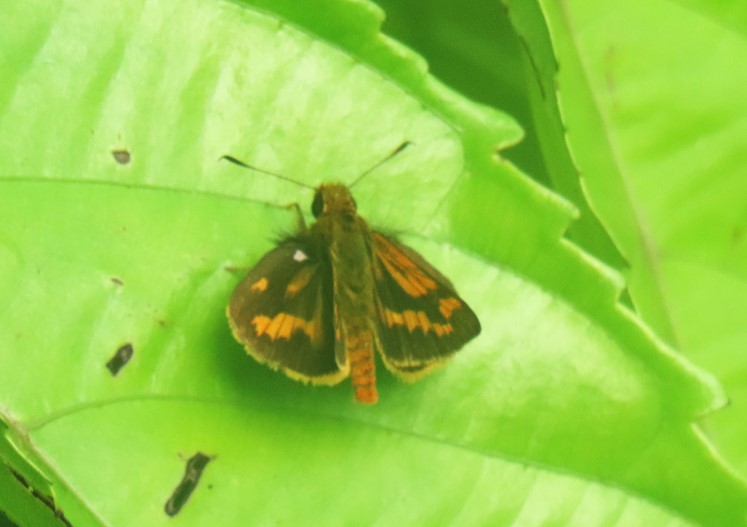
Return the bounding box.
[311,190,324,217]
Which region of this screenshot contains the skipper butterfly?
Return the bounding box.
[226,146,480,404]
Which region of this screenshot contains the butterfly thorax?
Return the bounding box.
[311,184,378,403]
[311,184,372,308]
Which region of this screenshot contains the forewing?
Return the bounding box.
[227,235,347,385]
[371,232,481,379]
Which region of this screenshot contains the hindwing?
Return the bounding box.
[370,232,481,379]
[227,235,347,385]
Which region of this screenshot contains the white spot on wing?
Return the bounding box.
[293,249,308,262]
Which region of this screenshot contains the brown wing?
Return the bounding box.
[227,235,348,385]
[370,232,480,379]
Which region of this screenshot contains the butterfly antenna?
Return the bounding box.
[349,141,412,189]
[221,155,316,190]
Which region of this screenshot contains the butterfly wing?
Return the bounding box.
[227,235,348,385]
[371,232,481,379]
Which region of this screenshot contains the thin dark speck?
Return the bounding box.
[106,343,134,376]
[110,276,124,286]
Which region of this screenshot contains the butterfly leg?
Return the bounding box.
[281,201,307,231]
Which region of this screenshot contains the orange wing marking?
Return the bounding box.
[286,266,315,297]
[250,277,268,292]
[374,234,436,297]
[251,313,320,344]
[381,307,453,336]
[439,297,461,319]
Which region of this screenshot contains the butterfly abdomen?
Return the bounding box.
[345,322,378,404]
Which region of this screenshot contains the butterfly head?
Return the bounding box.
[312,184,357,217]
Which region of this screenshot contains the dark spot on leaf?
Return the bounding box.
[112,149,131,164]
[110,276,124,286]
[106,343,134,376]
[604,45,618,93]
[164,453,213,517]
[733,226,744,245]
[5,464,72,527]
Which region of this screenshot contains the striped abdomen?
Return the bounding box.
[345,323,378,404]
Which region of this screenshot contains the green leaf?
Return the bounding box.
[375,0,553,189]
[512,0,747,486]
[0,0,745,526]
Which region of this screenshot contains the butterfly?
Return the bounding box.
[226,159,480,404]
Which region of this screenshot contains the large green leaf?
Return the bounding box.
[375,0,628,273]
[0,0,745,525]
[510,0,747,484]
[375,0,551,188]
